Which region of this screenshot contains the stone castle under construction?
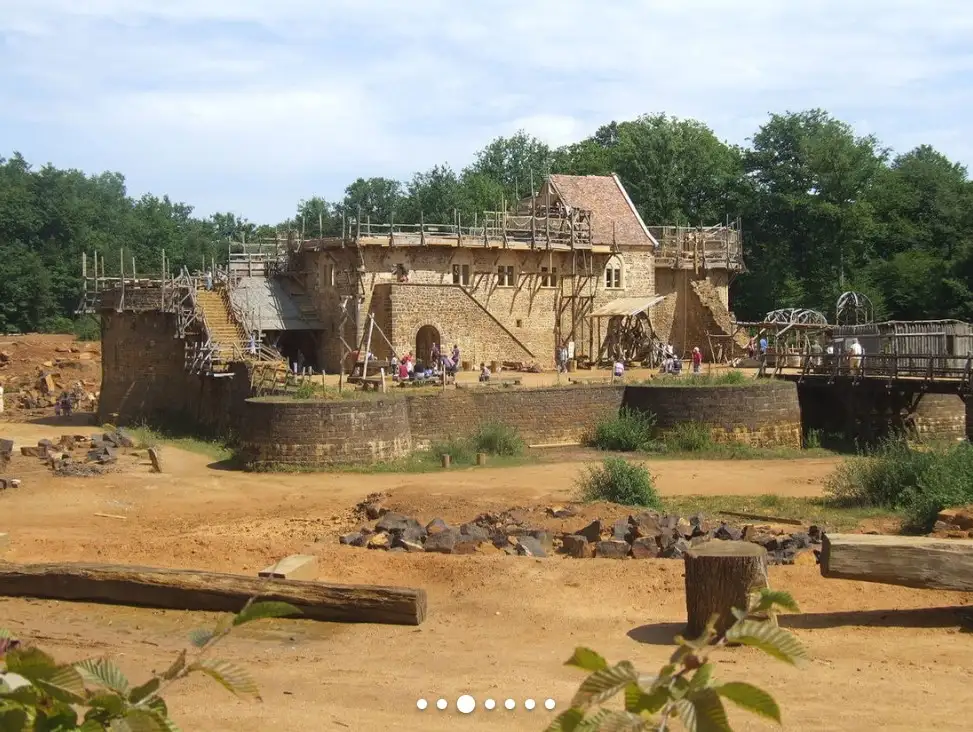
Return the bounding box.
[85,174,744,427]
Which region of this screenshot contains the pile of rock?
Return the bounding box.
[932,507,973,538]
[560,513,820,565]
[339,504,822,565]
[16,430,137,477]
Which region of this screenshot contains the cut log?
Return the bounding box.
[0,561,426,626]
[684,540,772,637]
[259,554,319,581]
[820,533,973,592]
[147,447,162,473]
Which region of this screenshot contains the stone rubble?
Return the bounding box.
[3,430,142,479]
[931,506,973,539]
[337,501,825,564]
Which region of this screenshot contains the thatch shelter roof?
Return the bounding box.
[547,174,657,248]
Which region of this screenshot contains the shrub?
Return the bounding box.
[586,408,658,452]
[663,422,714,452]
[549,589,806,731]
[292,380,318,399]
[72,315,101,341]
[825,439,973,531]
[0,599,298,730]
[577,457,662,508]
[470,422,525,456]
[825,437,934,508]
[429,436,475,464]
[649,370,752,387]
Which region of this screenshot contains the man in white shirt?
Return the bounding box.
[847,339,864,372]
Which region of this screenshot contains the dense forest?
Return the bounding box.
[2,108,971,335]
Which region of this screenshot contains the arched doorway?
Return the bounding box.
[415,325,441,370]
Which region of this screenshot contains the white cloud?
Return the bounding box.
[1,0,971,221]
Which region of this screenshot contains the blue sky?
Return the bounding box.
[2,0,972,224]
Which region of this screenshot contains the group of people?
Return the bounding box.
[389,343,462,383]
[654,343,704,375]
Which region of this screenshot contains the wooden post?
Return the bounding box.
[441,454,451,469]
[363,314,374,378]
[476,452,486,466]
[420,210,426,247]
[684,541,772,638]
[380,367,386,393]
[119,248,125,307]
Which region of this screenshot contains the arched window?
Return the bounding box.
[604,256,624,290]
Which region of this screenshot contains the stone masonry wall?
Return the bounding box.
[238,381,803,468]
[237,397,412,468]
[99,310,252,436]
[915,394,967,441]
[622,381,803,447]
[406,385,625,447]
[297,245,660,372]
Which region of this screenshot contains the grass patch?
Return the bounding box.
[340,422,530,474]
[125,424,233,462]
[645,371,760,387]
[663,494,903,532]
[584,408,659,452]
[577,456,663,508]
[825,438,973,531]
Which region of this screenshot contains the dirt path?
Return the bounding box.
[0,424,970,731]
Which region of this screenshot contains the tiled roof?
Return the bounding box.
[548,174,657,247]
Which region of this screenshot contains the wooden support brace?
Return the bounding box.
[259,554,319,581]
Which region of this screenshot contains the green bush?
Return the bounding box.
[825,438,973,530]
[72,315,101,341]
[577,457,662,508]
[649,370,752,387]
[663,422,714,452]
[292,381,318,399]
[470,421,525,456]
[550,589,806,731]
[430,436,475,464]
[586,408,658,452]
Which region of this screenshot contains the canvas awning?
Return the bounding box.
[590,295,665,318]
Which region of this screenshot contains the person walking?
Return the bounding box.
[692,346,702,374]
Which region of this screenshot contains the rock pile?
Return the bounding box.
[15,430,137,477]
[338,503,823,565]
[932,507,973,538]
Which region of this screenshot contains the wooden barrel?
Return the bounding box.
[567,359,577,372]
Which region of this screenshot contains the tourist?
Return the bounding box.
[204,270,213,291]
[430,342,440,366]
[758,333,768,356]
[451,344,460,369]
[692,347,702,374]
[247,332,257,356]
[613,359,625,381]
[479,362,491,382]
[746,335,756,359]
[848,338,864,372]
[398,359,409,381]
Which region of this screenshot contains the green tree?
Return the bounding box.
[466,131,553,203]
[342,177,403,225]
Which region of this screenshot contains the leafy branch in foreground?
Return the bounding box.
[0,599,300,731]
[546,589,807,732]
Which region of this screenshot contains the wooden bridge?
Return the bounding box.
[770,352,973,398]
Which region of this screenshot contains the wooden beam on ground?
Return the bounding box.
[0,562,427,626]
[259,554,319,581]
[820,533,973,592]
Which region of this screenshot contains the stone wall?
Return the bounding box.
[98,309,251,436]
[237,381,803,468]
[237,397,412,468]
[622,381,803,447]
[298,245,660,372]
[406,385,625,447]
[238,385,625,468]
[915,394,966,441]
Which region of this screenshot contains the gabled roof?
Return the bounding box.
[547,174,658,248]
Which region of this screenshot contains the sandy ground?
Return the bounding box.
[1,420,972,731]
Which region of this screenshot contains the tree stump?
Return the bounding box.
[684,540,773,638]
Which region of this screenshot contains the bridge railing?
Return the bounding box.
[782,351,973,388]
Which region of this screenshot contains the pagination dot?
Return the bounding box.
[525,698,536,710]
[484,698,496,710]
[504,698,516,710]
[545,698,556,711]
[416,698,428,710]
[436,698,447,710]
[456,695,476,714]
